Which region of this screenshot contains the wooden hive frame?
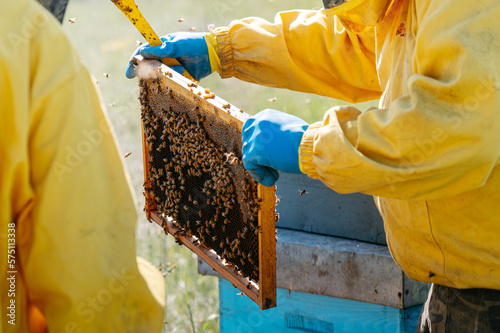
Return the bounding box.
[137,60,277,309]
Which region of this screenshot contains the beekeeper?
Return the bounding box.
[127,0,500,331]
[1,0,165,332]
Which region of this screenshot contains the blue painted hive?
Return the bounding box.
[199,172,430,332]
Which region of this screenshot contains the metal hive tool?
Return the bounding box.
[137,60,277,309]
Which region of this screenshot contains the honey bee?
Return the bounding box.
[275,195,282,205]
[298,189,310,196]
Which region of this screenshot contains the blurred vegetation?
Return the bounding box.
[62,0,377,331]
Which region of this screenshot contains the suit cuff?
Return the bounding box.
[299,122,321,179]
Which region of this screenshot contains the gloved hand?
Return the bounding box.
[242,109,309,187]
[125,32,219,81]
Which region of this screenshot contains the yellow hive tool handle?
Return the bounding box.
[111,0,195,81]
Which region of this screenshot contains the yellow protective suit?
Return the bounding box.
[214,0,500,289]
[0,0,165,332]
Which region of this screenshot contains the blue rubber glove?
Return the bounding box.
[242,109,309,187]
[126,32,213,81]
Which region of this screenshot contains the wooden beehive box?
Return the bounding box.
[137,60,277,309]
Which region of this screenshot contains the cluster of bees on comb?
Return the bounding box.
[139,76,269,282]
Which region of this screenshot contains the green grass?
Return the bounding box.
[62,1,377,331]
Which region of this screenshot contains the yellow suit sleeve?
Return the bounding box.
[0,0,165,332]
[214,9,382,103]
[299,0,500,200]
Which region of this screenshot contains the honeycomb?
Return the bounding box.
[139,70,275,284]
